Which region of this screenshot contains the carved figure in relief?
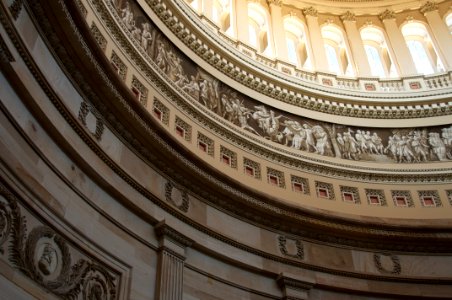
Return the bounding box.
[156,40,168,71]
[342,130,360,160]
[312,126,332,156]
[429,132,447,160]
[302,124,317,152]
[141,23,153,51]
[38,242,58,276]
[283,120,305,149]
[121,2,135,31]
[364,131,379,154]
[411,130,429,162]
[252,105,271,131]
[183,75,200,99]
[131,26,141,42]
[384,136,397,160]
[397,135,416,163]
[371,132,384,154]
[262,110,284,141]
[233,99,260,135]
[355,130,367,153]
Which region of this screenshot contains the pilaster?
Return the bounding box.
[154,221,193,300]
[268,0,288,60]
[277,273,314,300]
[379,10,417,76]
[341,12,372,77]
[235,0,250,43]
[420,1,452,70]
[303,7,329,72]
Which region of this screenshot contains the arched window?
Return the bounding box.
[247,3,271,55]
[401,22,443,75]
[360,27,397,78]
[321,25,354,76]
[283,17,311,69]
[212,0,231,33]
[445,13,452,34]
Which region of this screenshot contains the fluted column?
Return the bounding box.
[268,0,288,60]
[420,1,452,70]
[303,7,329,72]
[154,221,193,300]
[341,12,372,77]
[379,10,417,76]
[235,0,249,43]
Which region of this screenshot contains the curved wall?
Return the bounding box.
[0,0,452,299]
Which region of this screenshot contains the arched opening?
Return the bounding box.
[283,17,311,69]
[360,26,397,78]
[321,25,354,76]
[247,3,271,55]
[401,22,443,74]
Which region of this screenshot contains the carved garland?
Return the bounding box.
[0,181,117,299]
[373,253,401,275]
[164,181,190,213]
[278,236,304,260]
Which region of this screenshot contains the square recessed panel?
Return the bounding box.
[269,175,279,186]
[368,195,381,205]
[153,108,162,120]
[198,142,207,152]
[176,125,185,137]
[343,192,354,202]
[292,182,304,193]
[422,196,435,206]
[395,196,407,206]
[222,154,231,165]
[132,87,141,99]
[245,166,255,176]
[318,188,329,198]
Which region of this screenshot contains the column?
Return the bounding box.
[303,7,329,72]
[379,10,417,76]
[235,0,249,43]
[202,0,213,21]
[420,1,452,70]
[341,11,372,77]
[268,0,288,61]
[277,273,314,300]
[154,221,193,300]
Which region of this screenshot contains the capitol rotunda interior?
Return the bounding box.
[1,0,452,299]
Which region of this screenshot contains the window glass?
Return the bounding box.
[364,45,385,77]
[286,38,297,64]
[325,44,340,74]
[407,40,434,74]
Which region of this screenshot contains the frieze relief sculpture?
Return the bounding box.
[113,0,452,164]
